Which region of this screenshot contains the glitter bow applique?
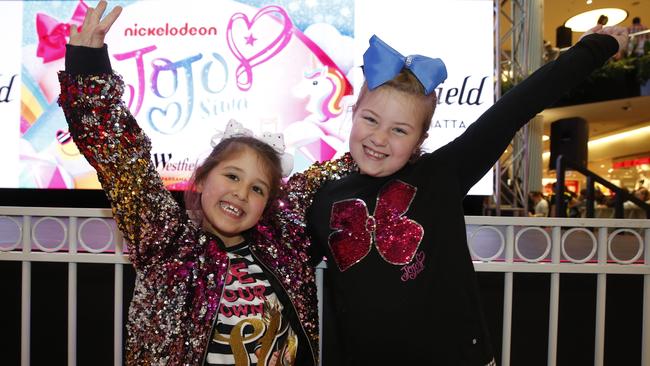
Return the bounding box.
[328,180,424,271]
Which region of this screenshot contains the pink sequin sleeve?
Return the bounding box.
[57,72,189,269]
[256,154,357,263]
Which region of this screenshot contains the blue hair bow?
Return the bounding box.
[363,35,447,95]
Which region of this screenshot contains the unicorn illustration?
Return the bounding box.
[285,61,354,167]
[293,65,350,123]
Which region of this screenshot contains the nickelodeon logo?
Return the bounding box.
[124,23,217,37]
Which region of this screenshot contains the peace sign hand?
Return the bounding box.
[69,0,122,48]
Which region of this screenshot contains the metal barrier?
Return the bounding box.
[0,207,648,366]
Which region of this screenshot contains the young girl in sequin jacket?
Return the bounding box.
[58,2,347,365]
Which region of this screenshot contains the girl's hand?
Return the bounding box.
[581,24,629,53]
[69,0,122,48]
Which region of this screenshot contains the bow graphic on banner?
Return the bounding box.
[36,0,88,63]
[328,180,424,271]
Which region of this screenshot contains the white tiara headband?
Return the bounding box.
[211,119,294,177]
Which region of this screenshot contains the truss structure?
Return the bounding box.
[492,0,532,216]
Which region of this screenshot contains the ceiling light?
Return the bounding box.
[542,135,550,141]
[589,125,650,146]
[565,8,628,32]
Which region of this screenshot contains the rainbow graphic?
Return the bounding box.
[20,67,48,134]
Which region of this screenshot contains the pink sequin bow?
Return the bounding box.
[36,1,88,63]
[328,180,424,271]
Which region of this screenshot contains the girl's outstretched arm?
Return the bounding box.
[58,1,188,269]
[435,29,623,195]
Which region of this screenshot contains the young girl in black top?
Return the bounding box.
[306,28,627,365]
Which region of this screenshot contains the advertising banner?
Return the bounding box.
[1,0,494,194]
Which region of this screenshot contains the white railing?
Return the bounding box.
[0,207,648,366]
[466,216,649,366]
[0,207,127,366]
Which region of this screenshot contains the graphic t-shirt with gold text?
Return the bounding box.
[205,243,297,366]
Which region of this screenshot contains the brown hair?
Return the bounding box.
[184,136,282,224]
[353,68,438,159]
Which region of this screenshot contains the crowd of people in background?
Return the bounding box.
[528,184,650,218]
[628,16,648,56]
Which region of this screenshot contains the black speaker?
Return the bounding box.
[556,25,572,48]
[549,117,588,170]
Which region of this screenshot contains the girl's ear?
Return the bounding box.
[195,181,204,193]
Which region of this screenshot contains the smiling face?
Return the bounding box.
[349,86,430,177]
[197,146,272,246]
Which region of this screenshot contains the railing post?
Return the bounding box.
[594,227,608,366]
[548,226,562,366]
[502,225,515,366]
[21,215,32,366]
[114,227,124,366]
[68,217,78,366]
[586,176,595,218]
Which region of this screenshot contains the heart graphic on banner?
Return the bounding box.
[148,102,184,135]
[226,5,294,91]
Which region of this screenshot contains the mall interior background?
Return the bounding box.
[515,0,650,201]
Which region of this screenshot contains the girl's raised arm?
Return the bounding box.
[58,1,189,269]
[435,28,624,195]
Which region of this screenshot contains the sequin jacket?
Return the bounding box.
[58,59,355,365]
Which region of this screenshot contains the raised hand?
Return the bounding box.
[69,0,122,48]
[581,24,629,53]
